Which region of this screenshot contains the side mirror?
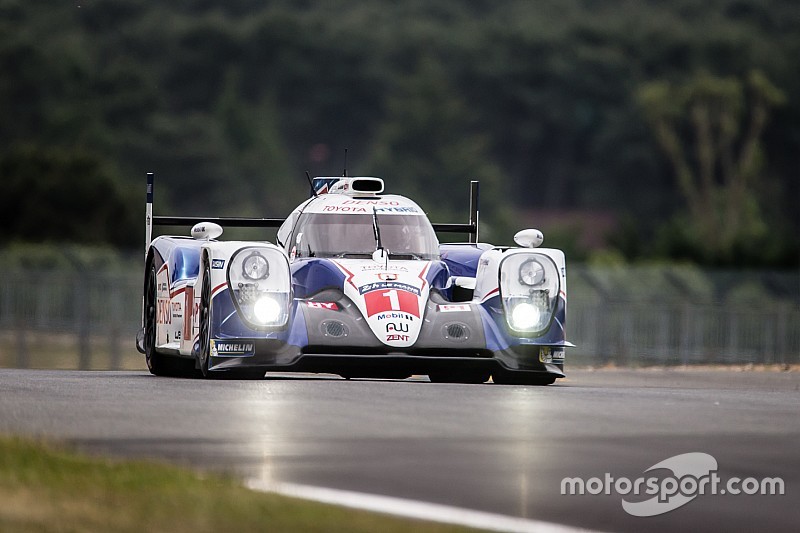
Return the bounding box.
[452,276,477,290]
[514,228,544,248]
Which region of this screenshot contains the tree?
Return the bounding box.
[0,145,138,247]
[637,70,786,263]
[365,56,509,239]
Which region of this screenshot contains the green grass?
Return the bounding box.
[0,436,478,533]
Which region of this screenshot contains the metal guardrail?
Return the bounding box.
[0,266,797,369]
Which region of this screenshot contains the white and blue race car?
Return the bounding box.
[137,175,571,384]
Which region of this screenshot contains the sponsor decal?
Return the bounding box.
[375,206,418,214]
[385,322,410,333]
[359,264,409,272]
[306,301,338,310]
[539,346,552,363]
[341,199,400,206]
[171,301,182,319]
[377,273,398,281]
[538,347,565,363]
[438,304,471,312]
[210,340,255,356]
[386,334,410,342]
[375,312,416,321]
[157,299,171,325]
[322,205,367,213]
[211,259,225,269]
[539,346,564,363]
[359,281,420,296]
[321,205,419,214]
[364,289,420,318]
[183,287,194,343]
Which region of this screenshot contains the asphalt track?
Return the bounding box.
[1,367,798,532]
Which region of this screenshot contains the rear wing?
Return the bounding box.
[145,173,479,255]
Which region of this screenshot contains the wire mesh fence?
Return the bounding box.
[0,270,143,369]
[0,264,797,369]
[567,265,800,366]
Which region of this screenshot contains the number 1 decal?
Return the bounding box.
[364,289,419,317]
[383,289,400,310]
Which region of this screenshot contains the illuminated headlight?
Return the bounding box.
[510,302,542,330]
[500,252,560,335]
[229,247,291,328]
[242,252,269,280]
[253,295,282,324]
[519,259,545,286]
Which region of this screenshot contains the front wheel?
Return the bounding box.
[144,264,195,377]
[198,264,213,378]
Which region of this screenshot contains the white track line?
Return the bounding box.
[246,479,597,533]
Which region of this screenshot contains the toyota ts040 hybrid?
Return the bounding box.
[137,174,572,384]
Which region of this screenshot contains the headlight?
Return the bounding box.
[227,247,291,329]
[519,259,545,286]
[253,295,282,324]
[500,253,560,335]
[510,302,541,330]
[242,252,269,280]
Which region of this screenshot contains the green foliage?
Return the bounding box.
[0,436,473,532]
[364,56,509,237]
[0,146,138,247]
[0,0,798,265]
[636,69,790,266]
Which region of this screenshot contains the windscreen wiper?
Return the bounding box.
[372,206,383,252]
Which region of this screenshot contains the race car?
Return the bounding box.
[137,174,572,384]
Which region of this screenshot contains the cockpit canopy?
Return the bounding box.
[288,212,440,260]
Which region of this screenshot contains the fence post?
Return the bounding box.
[75,274,91,370]
[15,317,28,368]
[776,303,787,367]
[109,278,122,370]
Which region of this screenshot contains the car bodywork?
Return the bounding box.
[138,175,572,384]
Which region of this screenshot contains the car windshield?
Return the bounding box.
[293,213,440,260]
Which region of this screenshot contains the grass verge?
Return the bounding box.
[0,436,477,533]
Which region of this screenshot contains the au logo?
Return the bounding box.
[378,273,398,281]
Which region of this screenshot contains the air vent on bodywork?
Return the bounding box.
[444,323,469,341]
[322,320,348,338]
[351,178,383,193]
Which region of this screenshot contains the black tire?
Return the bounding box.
[198,264,213,378]
[492,369,557,386]
[429,371,490,384]
[144,264,195,377]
